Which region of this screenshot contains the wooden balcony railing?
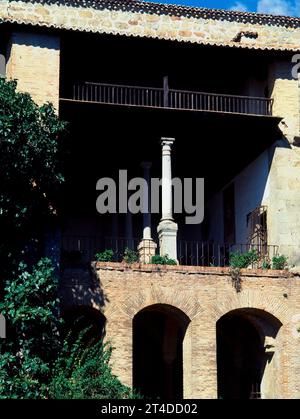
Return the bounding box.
[69,81,274,116]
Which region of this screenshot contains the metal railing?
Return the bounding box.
[70,81,273,116]
[249,383,262,399]
[177,241,279,268]
[61,236,279,268]
[61,235,139,265]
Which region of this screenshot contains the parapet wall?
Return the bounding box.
[60,262,300,399]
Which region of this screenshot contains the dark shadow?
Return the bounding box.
[61,305,106,345]
[217,308,282,399]
[133,304,190,400]
[59,262,109,311]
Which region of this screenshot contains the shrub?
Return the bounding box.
[229,249,259,269]
[0,258,141,399]
[95,249,114,262]
[261,260,271,270]
[272,255,288,270]
[49,331,140,399]
[0,258,62,399]
[122,248,139,264]
[150,255,177,266]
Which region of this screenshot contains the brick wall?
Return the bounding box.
[62,262,300,399]
[6,31,60,110]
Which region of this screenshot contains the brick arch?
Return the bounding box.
[132,302,193,399]
[211,289,290,325]
[119,284,203,320]
[215,302,285,399]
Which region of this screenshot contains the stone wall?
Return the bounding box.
[6,31,60,110]
[264,61,300,267]
[263,144,300,268]
[269,60,300,141]
[1,0,300,52]
[66,262,300,399]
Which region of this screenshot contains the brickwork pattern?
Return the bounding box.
[6,32,60,110]
[86,262,300,399]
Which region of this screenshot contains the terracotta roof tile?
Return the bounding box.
[21,0,300,28]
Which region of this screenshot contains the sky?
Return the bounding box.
[144,0,300,16]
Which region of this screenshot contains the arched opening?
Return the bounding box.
[133,304,190,399]
[62,306,106,346]
[217,308,282,399]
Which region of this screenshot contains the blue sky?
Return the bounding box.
[145,0,300,16]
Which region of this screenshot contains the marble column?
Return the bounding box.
[138,162,157,263]
[157,138,178,262]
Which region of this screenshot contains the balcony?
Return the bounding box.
[60,235,279,268]
[61,81,274,117]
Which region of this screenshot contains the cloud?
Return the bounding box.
[230,2,249,11]
[257,0,294,15]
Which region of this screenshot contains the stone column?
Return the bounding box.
[138,162,157,263]
[157,138,178,262]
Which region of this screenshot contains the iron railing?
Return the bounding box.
[61,235,279,268]
[249,383,262,399]
[61,235,139,264]
[177,241,279,268]
[70,81,273,116]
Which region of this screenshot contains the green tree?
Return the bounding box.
[0,258,139,399]
[0,80,136,399]
[0,78,66,280]
[49,334,138,399]
[0,258,62,398]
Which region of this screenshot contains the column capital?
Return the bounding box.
[161,137,175,147]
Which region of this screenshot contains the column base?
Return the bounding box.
[157,219,178,263]
[138,239,157,264]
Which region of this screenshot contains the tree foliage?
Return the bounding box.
[0,258,61,398]
[0,259,138,399]
[0,80,135,399]
[49,334,136,399]
[0,78,66,278]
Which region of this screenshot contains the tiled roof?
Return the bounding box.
[2,0,300,52]
[20,0,300,28]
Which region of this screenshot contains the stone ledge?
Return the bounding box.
[92,261,294,278]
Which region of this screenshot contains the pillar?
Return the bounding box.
[138,162,157,264]
[157,138,178,262]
